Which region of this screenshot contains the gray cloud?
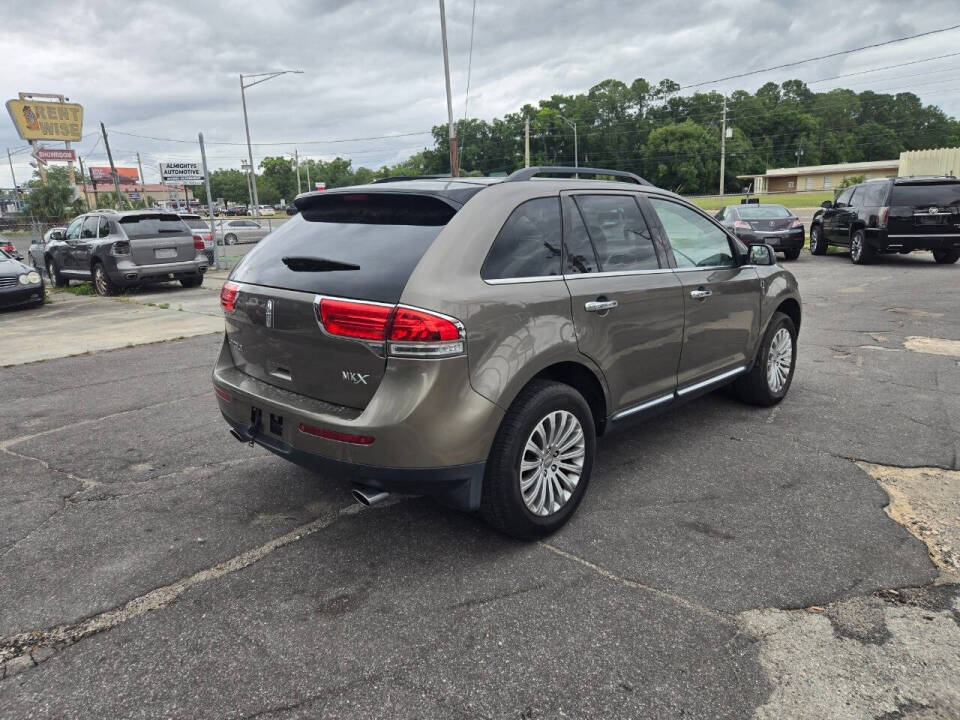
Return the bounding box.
[2,0,959,182]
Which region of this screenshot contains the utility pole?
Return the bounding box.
[305,160,311,191]
[795,139,804,167]
[719,96,727,196]
[6,149,18,210]
[101,122,125,209]
[438,0,459,177]
[199,132,221,270]
[524,119,530,168]
[78,156,90,210]
[295,148,301,195]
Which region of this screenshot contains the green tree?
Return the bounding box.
[644,121,716,194]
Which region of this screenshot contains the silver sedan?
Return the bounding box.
[214,219,270,245]
[27,226,66,269]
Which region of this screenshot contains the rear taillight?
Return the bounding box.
[298,422,374,445]
[220,281,239,312]
[1,243,15,252]
[109,240,130,256]
[193,235,205,251]
[733,220,751,229]
[318,298,393,340]
[315,297,464,357]
[878,207,889,228]
[213,385,232,403]
[791,219,803,228]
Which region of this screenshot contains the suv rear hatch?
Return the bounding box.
[119,214,197,265]
[225,191,460,409]
[887,179,960,236]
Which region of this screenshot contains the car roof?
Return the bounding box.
[891,175,960,184]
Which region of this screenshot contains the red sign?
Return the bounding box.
[89,166,140,184]
[34,148,76,162]
[315,182,326,191]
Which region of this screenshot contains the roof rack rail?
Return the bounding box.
[505,166,652,186]
[372,174,453,184]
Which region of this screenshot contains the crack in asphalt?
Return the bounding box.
[0,503,371,679]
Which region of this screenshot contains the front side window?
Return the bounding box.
[65,217,83,240]
[573,194,659,272]
[481,197,562,280]
[648,197,735,269]
[81,216,98,239]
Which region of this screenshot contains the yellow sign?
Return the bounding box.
[6,99,84,142]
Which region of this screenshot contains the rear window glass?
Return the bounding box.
[182,218,210,230]
[119,215,189,238]
[481,198,562,280]
[231,193,456,303]
[737,205,791,219]
[889,183,960,207]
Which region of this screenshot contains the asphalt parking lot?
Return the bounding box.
[1,251,958,718]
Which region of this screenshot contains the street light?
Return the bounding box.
[556,114,578,170]
[239,70,303,218]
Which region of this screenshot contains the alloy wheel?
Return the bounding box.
[94,266,108,295]
[519,410,585,517]
[851,234,862,262]
[766,328,793,393]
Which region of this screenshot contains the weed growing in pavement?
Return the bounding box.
[158,302,170,310]
[65,282,94,296]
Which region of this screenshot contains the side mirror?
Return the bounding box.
[286,205,299,215]
[50,231,64,240]
[821,200,833,209]
[748,243,776,266]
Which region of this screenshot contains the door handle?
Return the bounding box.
[690,288,712,300]
[584,299,618,313]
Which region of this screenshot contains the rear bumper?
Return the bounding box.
[212,338,503,510]
[735,228,804,250]
[871,230,960,252]
[111,257,208,283]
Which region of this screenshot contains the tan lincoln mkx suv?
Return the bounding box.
[213,167,801,538]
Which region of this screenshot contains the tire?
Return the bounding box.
[481,380,596,540]
[46,257,69,288]
[180,276,203,288]
[783,248,801,261]
[933,249,960,264]
[809,225,827,255]
[850,230,873,265]
[225,233,237,245]
[732,311,797,407]
[92,262,117,296]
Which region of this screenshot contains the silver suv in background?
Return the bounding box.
[214,167,801,538]
[179,213,215,265]
[45,210,208,296]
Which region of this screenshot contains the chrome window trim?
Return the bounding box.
[671,264,738,273]
[677,366,746,396]
[563,268,671,280]
[610,393,674,421]
[483,275,563,285]
[888,233,960,238]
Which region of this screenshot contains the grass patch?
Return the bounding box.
[65,282,95,296]
[158,302,170,310]
[687,191,833,211]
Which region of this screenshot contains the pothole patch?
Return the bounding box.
[888,308,945,319]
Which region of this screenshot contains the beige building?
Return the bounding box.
[738,147,960,195]
[81,183,194,209]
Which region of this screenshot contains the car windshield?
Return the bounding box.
[119,215,189,237]
[889,182,960,207]
[737,205,791,219]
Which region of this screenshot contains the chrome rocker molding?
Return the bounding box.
[611,366,747,422]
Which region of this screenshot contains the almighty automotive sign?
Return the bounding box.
[6,99,84,142]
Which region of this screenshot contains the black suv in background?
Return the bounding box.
[810,176,960,264]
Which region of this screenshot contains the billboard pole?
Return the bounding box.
[100,123,125,209]
[199,133,220,270]
[77,156,90,210]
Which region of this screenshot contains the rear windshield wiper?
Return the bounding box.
[282,256,360,272]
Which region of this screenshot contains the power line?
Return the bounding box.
[109,128,434,147]
[676,23,960,90]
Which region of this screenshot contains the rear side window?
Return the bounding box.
[481,198,562,280]
[231,192,457,303]
[889,182,960,207]
[574,195,659,272]
[859,182,890,206]
[119,215,189,238]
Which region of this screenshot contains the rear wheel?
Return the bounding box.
[481,380,595,539]
[809,225,827,255]
[933,249,959,264]
[46,257,69,287]
[180,276,203,288]
[733,312,797,407]
[92,262,117,296]
[783,248,801,261]
[850,230,873,264]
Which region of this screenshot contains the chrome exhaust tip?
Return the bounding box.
[229,428,248,443]
[351,486,390,507]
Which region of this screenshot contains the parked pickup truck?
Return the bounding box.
[45,210,208,296]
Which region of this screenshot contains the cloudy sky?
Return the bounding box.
[3,0,960,186]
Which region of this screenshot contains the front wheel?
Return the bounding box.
[46,258,69,287]
[850,230,873,265]
[481,380,596,539]
[224,233,237,245]
[809,225,827,255]
[933,249,959,264]
[732,311,797,407]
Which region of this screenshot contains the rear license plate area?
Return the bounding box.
[155,248,177,259]
[269,413,283,436]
